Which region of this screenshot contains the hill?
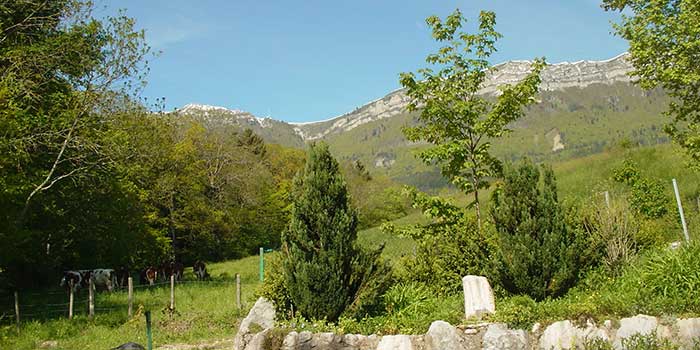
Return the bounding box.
[178,54,672,190]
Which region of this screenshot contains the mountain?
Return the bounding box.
[179,53,670,189]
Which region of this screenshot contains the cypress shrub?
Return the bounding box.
[490,160,580,300]
[282,142,388,321]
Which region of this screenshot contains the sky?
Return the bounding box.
[99,1,628,123]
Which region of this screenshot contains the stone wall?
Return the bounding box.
[236,298,700,350]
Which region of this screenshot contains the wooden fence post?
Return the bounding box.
[69,287,74,319]
[14,291,20,333]
[88,277,94,320]
[170,274,175,310]
[604,191,610,208]
[236,273,241,309]
[127,277,133,317]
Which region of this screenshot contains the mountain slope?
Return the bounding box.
[179,53,672,189]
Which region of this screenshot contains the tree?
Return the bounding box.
[0,0,150,226]
[282,142,387,321]
[490,160,580,300]
[399,9,545,229]
[603,0,700,165]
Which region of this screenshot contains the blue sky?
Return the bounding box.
[100,1,627,123]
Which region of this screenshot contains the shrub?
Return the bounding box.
[384,187,493,295]
[613,159,668,219]
[579,201,640,273]
[282,142,388,322]
[490,160,582,300]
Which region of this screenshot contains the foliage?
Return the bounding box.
[613,159,669,219]
[383,187,493,295]
[490,160,582,300]
[399,9,544,226]
[342,160,409,230]
[579,201,641,273]
[491,242,700,329]
[604,0,700,167]
[282,142,388,322]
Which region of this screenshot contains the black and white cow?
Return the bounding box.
[59,270,82,294]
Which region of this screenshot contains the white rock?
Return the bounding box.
[540,320,577,350]
[243,329,269,350]
[483,323,528,350]
[532,323,542,334]
[462,275,496,318]
[233,297,276,350]
[426,320,461,350]
[281,331,298,350]
[614,315,658,349]
[677,318,700,349]
[377,335,414,350]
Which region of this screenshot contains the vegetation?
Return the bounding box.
[282,143,390,322]
[490,160,583,300]
[604,0,700,167]
[399,9,545,227]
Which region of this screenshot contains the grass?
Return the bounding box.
[0,258,263,350]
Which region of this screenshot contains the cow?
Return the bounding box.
[59,270,82,294]
[140,267,158,286]
[158,261,185,281]
[193,261,210,281]
[90,269,117,292]
[116,266,130,289]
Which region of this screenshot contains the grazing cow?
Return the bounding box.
[193,261,210,281]
[90,269,117,292]
[159,261,185,281]
[140,267,158,286]
[116,266,130,289]
[59,271,82,293]
[173,261,184,281]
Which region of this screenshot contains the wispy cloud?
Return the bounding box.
[144,13,210,49]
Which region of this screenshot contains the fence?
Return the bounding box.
[0,273,246,331]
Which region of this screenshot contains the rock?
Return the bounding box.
[426,320,462,350]
[614,315,658,349]
[669,241,683,250]
[676,318,700,349]
[343,334,378,349]
[377,335,414,350]
[233,297,276,350]
[39,341,59,349]
[243,329,269,350]
[281,331,298,350]
[577,320,609,344]
[311,332,340,348]
[532,323,541,334]
[483,323,528,350]
[462,275,496,319]
[540,320,577,350]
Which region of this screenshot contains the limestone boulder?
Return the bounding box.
[233,297,276,350]
[426,320,462,350]
[614,315,658,349]
[540,320,576,350]
[677,318,700,349]
[377,335,414,350]
[462,275,496,319]
[483,323,528,350]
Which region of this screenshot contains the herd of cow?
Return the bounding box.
[59,261,211,294]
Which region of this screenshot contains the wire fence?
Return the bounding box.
[0,275,245,326]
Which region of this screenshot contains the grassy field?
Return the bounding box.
[0,256,264,350]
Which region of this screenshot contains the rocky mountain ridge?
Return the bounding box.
[179,53,634,143]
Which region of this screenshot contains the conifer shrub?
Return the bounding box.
[281,142,389,322]
[490,160,583,300]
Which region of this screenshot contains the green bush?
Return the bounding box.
[490,160,583,300]
[613,159,669,219]
[282,142,389,322]
[384,187,493,295]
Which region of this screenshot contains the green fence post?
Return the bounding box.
[259,247,264,282]
[145,310,153,350]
